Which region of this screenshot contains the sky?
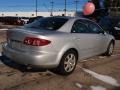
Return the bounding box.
[0,0,88,12]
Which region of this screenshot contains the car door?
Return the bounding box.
[71,19,107,59]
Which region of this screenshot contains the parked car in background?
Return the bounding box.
[21,17,30,24]
[0,16,25,25]
[3,16,115,75]
[114,22,120,39]
[99,16,120,39]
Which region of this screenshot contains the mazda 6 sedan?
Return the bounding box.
[3,16,115,75]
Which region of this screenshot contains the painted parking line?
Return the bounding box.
[82,68,120,87]
[90,85,106,90]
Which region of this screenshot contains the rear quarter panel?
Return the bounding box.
[47,32,79,65]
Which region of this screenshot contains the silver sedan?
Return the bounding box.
[3,16,115,75]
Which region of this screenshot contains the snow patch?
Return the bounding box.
[82,68,120,86]
[0,28,8,31]
[0,61,3,65]
[81,59,96,62]
[112,54,120,56]
[0,53,2,56]
[0,53,3,65]
[75,83,82,88]
[91,86,106,90]
[98,56,106,59]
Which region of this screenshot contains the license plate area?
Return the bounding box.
[10,39,22,50]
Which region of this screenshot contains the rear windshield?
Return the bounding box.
[24,17,68,31]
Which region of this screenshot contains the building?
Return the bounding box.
[0,11,75,17]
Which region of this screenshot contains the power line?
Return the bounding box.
[74,0,79,12]
[50,0,54,16]
[35,0,38,17]
[64,0,67,16]
[43,4,50,12]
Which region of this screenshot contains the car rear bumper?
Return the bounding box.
[2,44,59,68]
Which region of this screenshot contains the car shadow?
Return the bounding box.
[0,55,47,73]
[115,36,120,40]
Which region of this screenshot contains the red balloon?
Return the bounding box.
[83,2,95,15]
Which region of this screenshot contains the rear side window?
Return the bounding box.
[24,17,68,31]
[71,20,89,33]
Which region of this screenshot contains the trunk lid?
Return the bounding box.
[7,28,54,52]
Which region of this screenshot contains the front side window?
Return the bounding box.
[88,22,103,34]
[80,19,104,34]
[24,17,68,31]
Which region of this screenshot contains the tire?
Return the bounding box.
[55,49,78,75]
[105,41,114,56]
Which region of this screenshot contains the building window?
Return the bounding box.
[16,14,18,16]
[2,14,4,16]
[32,14,34,16]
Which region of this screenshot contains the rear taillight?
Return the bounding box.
[23,37,51,46]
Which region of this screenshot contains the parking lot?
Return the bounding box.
[0,26,119,90]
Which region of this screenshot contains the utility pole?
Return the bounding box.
[35,0,38,17]
[74,0,79,12]
[64,0,66,16]
[50,0,54,16]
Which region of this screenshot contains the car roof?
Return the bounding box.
[43,16,72,19]
[44,16,93,21]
